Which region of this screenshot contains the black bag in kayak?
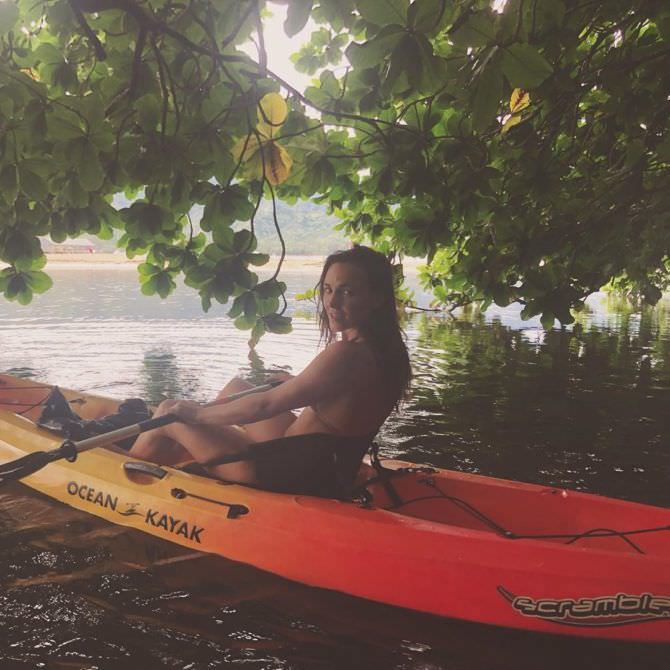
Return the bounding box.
[37,386,151,450]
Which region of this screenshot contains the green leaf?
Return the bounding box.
[319,70,341,98]
[264,314,293,334]
[246,252,270,266]
[450,12,496,48]
[2,230,40,263]
[51,62,78,91]
[356,0,408,25]
[78,142,105,191]
[4,272,30,304]
[47,113,85,141]
[62,175,89,208]
[232,264,258,290]
[256,279,286,299]
[256,295,280,316]
[201,83,235,122]
[391,34,421,88]
[234,314,256,330]
[221,186,255,225]
[211,272,234,303]
[18,168,48,201]
[415,32,446,91]
[24,270,53,294]
[243,291,258,318]
[533,0,566,31]
[472,59,502,132]
[284,0,313,37]
[184,263,214,289]
[154,272,175,299]
[140,277,157,296]
[227,293,244,318]
[408,0,449,35]
[540,311,555,330]
[34,43,63,65]
[345,25,405,68]
[135,94,161,132]
[0,165,19,205]
[501,43,553,89]
[233,229,257,254]
[138,262,161,277]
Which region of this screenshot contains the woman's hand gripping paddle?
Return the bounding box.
[0,381,281,486]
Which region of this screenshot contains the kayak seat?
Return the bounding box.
[350,441,408,508]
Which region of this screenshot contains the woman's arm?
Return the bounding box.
[170,342,357,430]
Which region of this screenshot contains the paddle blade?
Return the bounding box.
[0,451,54,485]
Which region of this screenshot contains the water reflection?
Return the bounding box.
[2,268,670,668]
[140,349,197,405]
[393,313,670,505]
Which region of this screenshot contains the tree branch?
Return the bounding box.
[68,0,107,61]
[129,26,147,100]
[150,35,169,137]
[254,1,267,77]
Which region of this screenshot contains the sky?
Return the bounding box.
[244,3,315,93]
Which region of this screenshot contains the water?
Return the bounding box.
[1,263,670,668]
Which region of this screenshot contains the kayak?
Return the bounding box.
[1,374,669,643]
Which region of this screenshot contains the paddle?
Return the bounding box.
[0,381,282,486]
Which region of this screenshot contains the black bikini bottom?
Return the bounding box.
[249,432,373,499]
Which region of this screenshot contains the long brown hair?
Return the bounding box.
[317,246,412,405]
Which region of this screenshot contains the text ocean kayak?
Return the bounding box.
[1,373,670,643]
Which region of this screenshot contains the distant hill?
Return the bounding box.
[246,199,348,255]
[89,196,348,255]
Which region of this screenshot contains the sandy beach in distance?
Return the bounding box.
[43,253,424,273]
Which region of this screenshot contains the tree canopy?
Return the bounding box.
[0,0,668,339]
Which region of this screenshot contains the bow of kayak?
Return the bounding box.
[1,374,670,643]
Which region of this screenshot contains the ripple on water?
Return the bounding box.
[2,274,670,667]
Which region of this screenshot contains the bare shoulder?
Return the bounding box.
[319,340,376,366]
[316,341,381,389]
[299,341,376,383]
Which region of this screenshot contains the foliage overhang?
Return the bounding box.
[0,0,668,338]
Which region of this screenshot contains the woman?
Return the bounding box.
[130,246,411,495]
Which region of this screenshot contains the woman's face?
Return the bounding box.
[322,262,377,334]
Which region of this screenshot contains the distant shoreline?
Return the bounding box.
[42,253,423,273]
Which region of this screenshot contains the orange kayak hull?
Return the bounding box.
[1,373,670,642]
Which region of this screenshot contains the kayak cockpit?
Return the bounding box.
[360,463,670,557]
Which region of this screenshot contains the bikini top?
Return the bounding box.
[311,402,379,440]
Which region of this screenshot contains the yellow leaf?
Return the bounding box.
[267,142,293,185]
[510,88,530,114]
[235,137,293,185]
[256,141,292,185]
[501,113,523,134]
[232,133,262,163]
[257,92,288,138]
[20,68,40,81]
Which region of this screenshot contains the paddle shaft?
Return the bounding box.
[63,381,281,456]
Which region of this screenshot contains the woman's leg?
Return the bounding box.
[217,377,296,442]
[129,399,191,465]
[129,419,260,483]
[129,376,296,483]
